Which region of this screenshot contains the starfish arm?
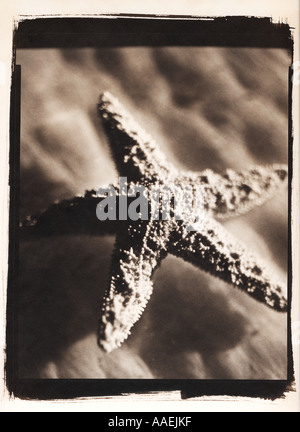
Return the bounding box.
[184,164,288,219]
[98,220,172,352]
[19,189,122,238]
[170,218,287,312]
[98,92,177,182]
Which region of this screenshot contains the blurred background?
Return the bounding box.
[16,45,290,379]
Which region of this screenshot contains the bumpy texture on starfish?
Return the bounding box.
[97,91,288,353]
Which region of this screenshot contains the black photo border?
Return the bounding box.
[6,14,295,401]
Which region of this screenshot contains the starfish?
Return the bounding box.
[20,91,288,354]
[96,92,288,353]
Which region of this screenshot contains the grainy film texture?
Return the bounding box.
[17,46,290,379]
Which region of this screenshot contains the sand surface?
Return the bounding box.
[16,45,290,379]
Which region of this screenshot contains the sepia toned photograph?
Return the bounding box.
[6,16,294,399]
